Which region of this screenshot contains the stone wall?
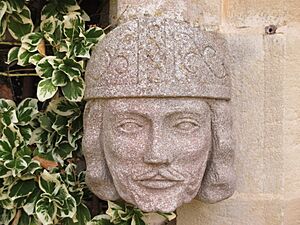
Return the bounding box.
[110,1,300,224]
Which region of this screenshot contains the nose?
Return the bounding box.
[143,125,173,165]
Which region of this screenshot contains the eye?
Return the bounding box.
[117,120,143,133]
[173,119,199,132]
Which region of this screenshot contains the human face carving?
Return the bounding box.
[102,98,212,212]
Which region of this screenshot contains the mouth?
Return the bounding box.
[135,174,184,189]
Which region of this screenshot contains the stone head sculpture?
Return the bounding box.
[83,18,235,212]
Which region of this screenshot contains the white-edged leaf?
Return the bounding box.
[17,47,35,66]
[21,32,43,46]
[6,46,19,64]
[8,179,36,199]
[36,197,57,225]
[39,170,61,195]
[36,56,56,78]
[40,16,58,34]
[52,70,68,87]
[61,77,85,102]
[0,1,7,23]
[85,27,104,44]
[29,53,43,65]
[37,78,58,102]
[7,7,33,40]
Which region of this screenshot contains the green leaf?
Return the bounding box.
[39,170,61,195]
[47,98,80,116]
[7,7,33,40]
[37,78,58,102]
[60,194,77,218]
[0,1,7,23]
[61,77,85,102]
[63,12,84,39]
[18,211,31,225]
[17,98,38,125]
[85,27,104,44]
[36,56,56,78]
[52,70,68,87]
[29,53,43,65]
[36,197,57,225]
[6,0,25,12]
[4,157,28,176]
[0,208,16,225]
[9,179,36,199]
[74,42,91,58]
[87,215,113,225]
[0,16,7,37]
[40,16,58,33]
[21,32,43,46]
[0,140,13,161]
[17,47,35,66]
[23,188,41,215]
[58,58,82,81]
[6,46,20,64]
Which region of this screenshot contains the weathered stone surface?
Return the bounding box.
[83,17,235,212]
[85,18,230,100]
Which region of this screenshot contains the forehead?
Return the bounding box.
[102,98,210,116]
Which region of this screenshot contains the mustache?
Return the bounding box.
[133,167,185,182]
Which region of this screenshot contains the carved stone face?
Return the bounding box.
[101,98,212,212]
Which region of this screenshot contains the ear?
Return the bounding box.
[197,100,236,203]
[83,100,120,200]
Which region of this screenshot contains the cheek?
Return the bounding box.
[103,130,149,160]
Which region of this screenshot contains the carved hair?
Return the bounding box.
[83,99,235,203]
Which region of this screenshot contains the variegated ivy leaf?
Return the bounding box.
[0,140,13,161]
[29,53,43,66]
[59,185,77,218]
[63,12,84,39]
[0,16,7,37]
[63,204,91,225]
[41,0,80,20]
[87,215,112,225]
[7,7,33,40]
[2,125,23,149]
[47,98,80,117]
[17,98,38,125]
[40,16,58,34]
[85,27,105,44]
[36,197,57,225]
[39,170,61,195]
[0,165,12,178]
[0,100,18,126]
[73,41,92,58]
[4,157,29,177]
[0,208,16,225]
[0,1,7,23]
[6,46,19,64]
[8,179,36,199]
[37,78,58,102]
[21,32,43,46]
[23,188,41,215]
[58,58,82,81]
[52,70,68,87]
[53,142,74,164]
[17,47,35,66]
[6,0,25,13]
[61,77,85,102]
[36,56,56,78]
